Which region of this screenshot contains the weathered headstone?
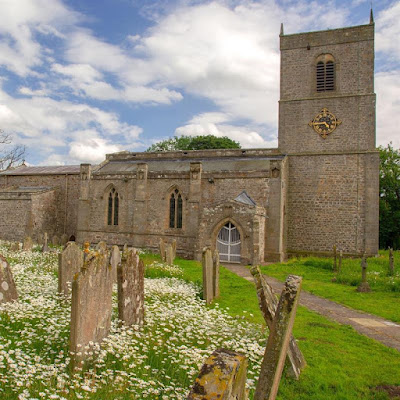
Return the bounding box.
[202,247,214,304]
[52,235,59,246]
[10,242,20,251]
[165,244,174,265]
[23,236,33,252]
[0,254,18,304]
[110,245,121,283]
[338,250,343,273]
[117,248,145,327]
[187,348,247,400]
[250,266,305,380]
[159,238,166,262]
[96,241,107,252]
[42,233,49,253]
[123,243,128,256]
[58,242,84,296]
[36,234,43,246]
[357,255,371,292]
[254,275,302,400]
[171,239,177,259]
[60,234,69,246]
[70,249,113,368]
[389,248,395,276]
[333,244,337,272]
[213,249,220,298]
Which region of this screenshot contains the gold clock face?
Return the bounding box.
[308,108,342,138]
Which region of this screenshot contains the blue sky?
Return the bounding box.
[0,0,399,165]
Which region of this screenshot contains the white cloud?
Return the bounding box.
[376,71,400,148]
[175,111,277,148]
[376,1,400,63]
[0,0,79,76]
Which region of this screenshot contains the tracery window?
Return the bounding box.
[169,189,183,229]
[316,54,335,92]
[107,188,119,226]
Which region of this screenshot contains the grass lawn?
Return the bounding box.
[143,254,400,400]
[258,250,400,323]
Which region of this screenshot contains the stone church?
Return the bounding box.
[0,21,379,264]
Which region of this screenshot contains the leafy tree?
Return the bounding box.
[379,143,400,249]
[146,135,241,152]
[0,129,25,171]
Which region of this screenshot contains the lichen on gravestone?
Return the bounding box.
[58,242,84,296]
[0,254,18,304]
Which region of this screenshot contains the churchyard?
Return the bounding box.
[0,240,400,399]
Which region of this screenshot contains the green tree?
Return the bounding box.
[146,135,241,152]
[379,143,400,249]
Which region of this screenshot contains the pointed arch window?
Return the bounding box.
[107,188,119,226]
[169,189,183,229]
[316,54,335,92]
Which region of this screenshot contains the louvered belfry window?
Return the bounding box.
[316,55,335,92]
[169,189,183,229]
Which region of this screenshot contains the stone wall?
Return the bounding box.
[0,174,80,238]
[286,152,379,256]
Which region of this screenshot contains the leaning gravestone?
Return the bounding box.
[110,245,121,283]
[52,235,60,246]
[42,233,49,253]
[254,275,303,400]
[58,242,84,296]
[70,249,113,368]
[165,244,174,265]
[213,249,220,298]
[159,239,166,262]
[23,236,33,252]
[202,247,214,304]
[0,254,18,304]
[117,248,145,327]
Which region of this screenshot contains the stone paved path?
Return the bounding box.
[223,263,400,352]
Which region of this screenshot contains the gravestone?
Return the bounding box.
[10,242,20,251]
[36,234,43,246]
[333,244,337,272]
[0,254,18,304]
[159,238,166,262]
[254,275,303,400]
[165,244,174,265]
[60,234,69,246]
[213,249,220,298]
[58,242,84,296]
[357,255,371,292]
[70,249,113,368]
[389,248,394,276]
[110,245,121,283]
[96,241,107,252]
[52,235,59,246]
[23,236,33,251]
[123,243,128,256]
[171,239,177,259]
[42,233,49,253]
[188,349,247,400]
[202,247,214,304]
[117,248,145,327]
[251,266,305,379]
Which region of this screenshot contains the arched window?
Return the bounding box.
[107,188,119,226]
[316,54,335,92]
[169,189,183,229]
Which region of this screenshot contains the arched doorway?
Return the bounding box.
[217,222,241,263]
